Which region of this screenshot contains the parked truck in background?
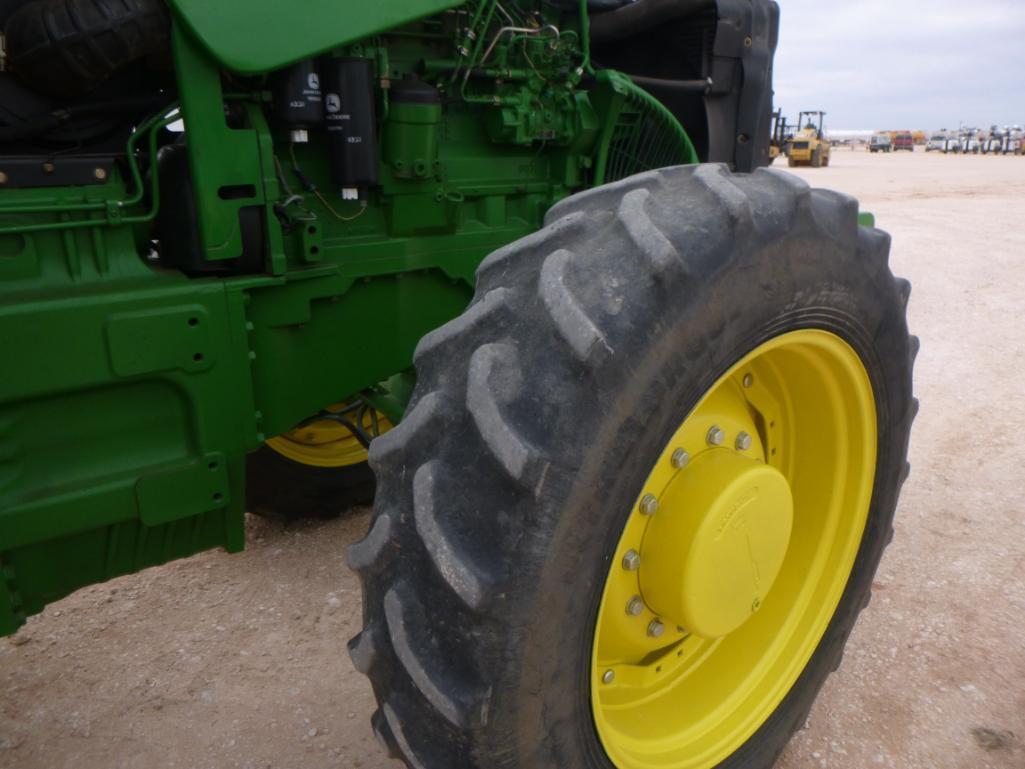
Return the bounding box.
[893,132,915,151]
[870,133,893,153]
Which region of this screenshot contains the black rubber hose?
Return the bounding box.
[589,0,716,44]
[4,0,170,98]
[626,74,713,93]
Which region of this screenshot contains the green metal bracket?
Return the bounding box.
[136,453,230,527]
[363,371,418,424]
[173,22,270,264]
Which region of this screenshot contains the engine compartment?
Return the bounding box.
[0,0,775,279]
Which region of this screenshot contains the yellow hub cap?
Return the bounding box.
[592,330,877,769]
[266,404,392,468]
[641,450,793,641]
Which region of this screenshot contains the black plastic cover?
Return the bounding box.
[321,57,379,190]
[390,79,441,106]
[591,0,780,172]
[156,143,265,276]
[271,60,324,129]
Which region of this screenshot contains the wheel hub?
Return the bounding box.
[591,330,878,769]
[639,449,793,639]
[265,402,391,468]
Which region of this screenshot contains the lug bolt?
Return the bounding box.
[736,432,753,451]
[0,171,7,184]
[622,550,641,571]
[751,598,762,613]
[743,374,754,388]
[647,619,665,638]
[671,448,690,469]
[639,494,658,516]
[602,669,615,684]
[93,167,108,181]
[626,596,645,616]
[707,425,725,446]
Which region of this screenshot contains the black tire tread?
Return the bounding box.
[349,163,916,769]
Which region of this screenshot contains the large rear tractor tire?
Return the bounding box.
[349,165,917,769]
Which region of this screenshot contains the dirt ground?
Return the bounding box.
[2,148,1024,769]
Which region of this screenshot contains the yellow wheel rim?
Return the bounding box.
[265,404,392,468]
[591,330,877,768]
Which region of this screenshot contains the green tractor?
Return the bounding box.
[0,1,916,767]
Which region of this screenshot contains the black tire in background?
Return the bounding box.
[348,164,917,769]
[245,447,376,521]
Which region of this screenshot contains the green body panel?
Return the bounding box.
[0,223,249,633]
[167,0,463,74]
[0,1,697,635]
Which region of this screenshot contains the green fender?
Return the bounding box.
[167,0,464,74]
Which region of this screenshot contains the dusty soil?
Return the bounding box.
[2,149,1024,769]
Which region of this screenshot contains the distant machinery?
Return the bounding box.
[788,110,830,168]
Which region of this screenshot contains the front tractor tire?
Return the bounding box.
[349,165,917,769]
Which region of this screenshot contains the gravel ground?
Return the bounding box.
[2,148,1024,769]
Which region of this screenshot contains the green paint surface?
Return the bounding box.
[0,2,697,635]
[168,0,464,73]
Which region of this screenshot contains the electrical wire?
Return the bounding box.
[288,142,367,223]
[313,187,368,222]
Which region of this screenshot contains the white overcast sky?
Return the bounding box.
[773,0,1025,130]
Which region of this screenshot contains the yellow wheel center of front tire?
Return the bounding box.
[591,329,877,769]
[640,450,793,640]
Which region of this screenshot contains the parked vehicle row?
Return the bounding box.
[928,126,1023,155]
[870,128,1024,156]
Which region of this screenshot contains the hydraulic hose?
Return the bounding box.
[626,74,712,93]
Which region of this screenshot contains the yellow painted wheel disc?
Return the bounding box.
[591,329,877,769]
[266,404,392,469]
